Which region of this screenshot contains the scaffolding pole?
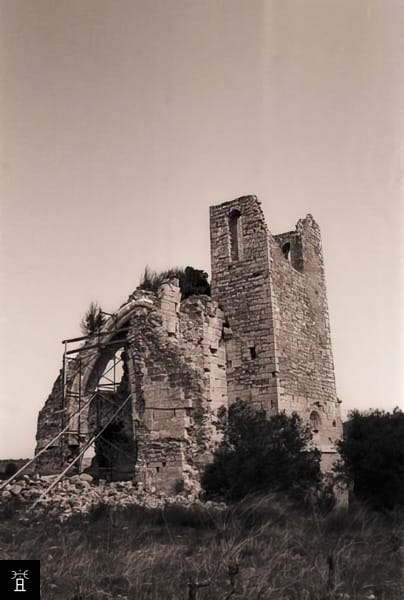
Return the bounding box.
[0,390,98,491]
[29,392,133,510]
[4,323,130,494]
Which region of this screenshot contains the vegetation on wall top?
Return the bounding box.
[138,265,211,299]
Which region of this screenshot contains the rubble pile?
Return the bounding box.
[0,473,225,520]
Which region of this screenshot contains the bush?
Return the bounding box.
[335,408,404,509]
[179,266,210,299]
[138,265,210,299]
[202,400,322,503]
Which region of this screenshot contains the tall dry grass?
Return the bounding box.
[0,495,403,599]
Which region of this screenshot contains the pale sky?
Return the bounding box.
[1,0,403,458]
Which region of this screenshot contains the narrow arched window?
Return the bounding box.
[229,209,242,261]
[309,411,321,434]
[282,242,291,262]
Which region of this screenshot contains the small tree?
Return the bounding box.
[335,408,404,509]
[80,301,105,336]
[202,400,322,502]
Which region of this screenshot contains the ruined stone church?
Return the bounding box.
[36,196,342,493]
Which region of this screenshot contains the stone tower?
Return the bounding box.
[210,195,342,469]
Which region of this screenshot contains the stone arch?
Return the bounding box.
[81,344,137,481]
[65,299,141,423]
[63,298,152,479]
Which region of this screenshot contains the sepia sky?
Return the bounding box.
[1,0,403,458]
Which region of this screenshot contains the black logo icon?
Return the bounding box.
[0,561,40,599]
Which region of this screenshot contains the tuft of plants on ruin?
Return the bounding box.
[138,265,211,299]
[80,301,106,336]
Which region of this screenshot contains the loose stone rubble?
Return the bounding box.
[0,473,226,521]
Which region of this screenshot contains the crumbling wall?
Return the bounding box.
[35,375,65,474]
[129,282,227,494]
[270,216,342,451]
[35,281,227,494]
[35,298,141,475]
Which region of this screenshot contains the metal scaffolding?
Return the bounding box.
[1,321,132,492]
[29,391,134,510]
[60,326,129,464]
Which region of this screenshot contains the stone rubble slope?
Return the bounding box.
[0,473,225,521]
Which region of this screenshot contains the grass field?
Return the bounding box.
[0,495,403,600]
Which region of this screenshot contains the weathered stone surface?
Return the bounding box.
[35,285,226,493]
[0,475,226,522]
[210,196,342,457]
[34,195,342,494]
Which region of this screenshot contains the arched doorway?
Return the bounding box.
[82,347,137,481]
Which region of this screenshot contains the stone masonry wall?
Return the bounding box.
[270,216,342,452]
[129,283,227,493]
[35,374,65,474]
[210,196,280,415]
[210,195,342,463]
[35,282,227,494]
